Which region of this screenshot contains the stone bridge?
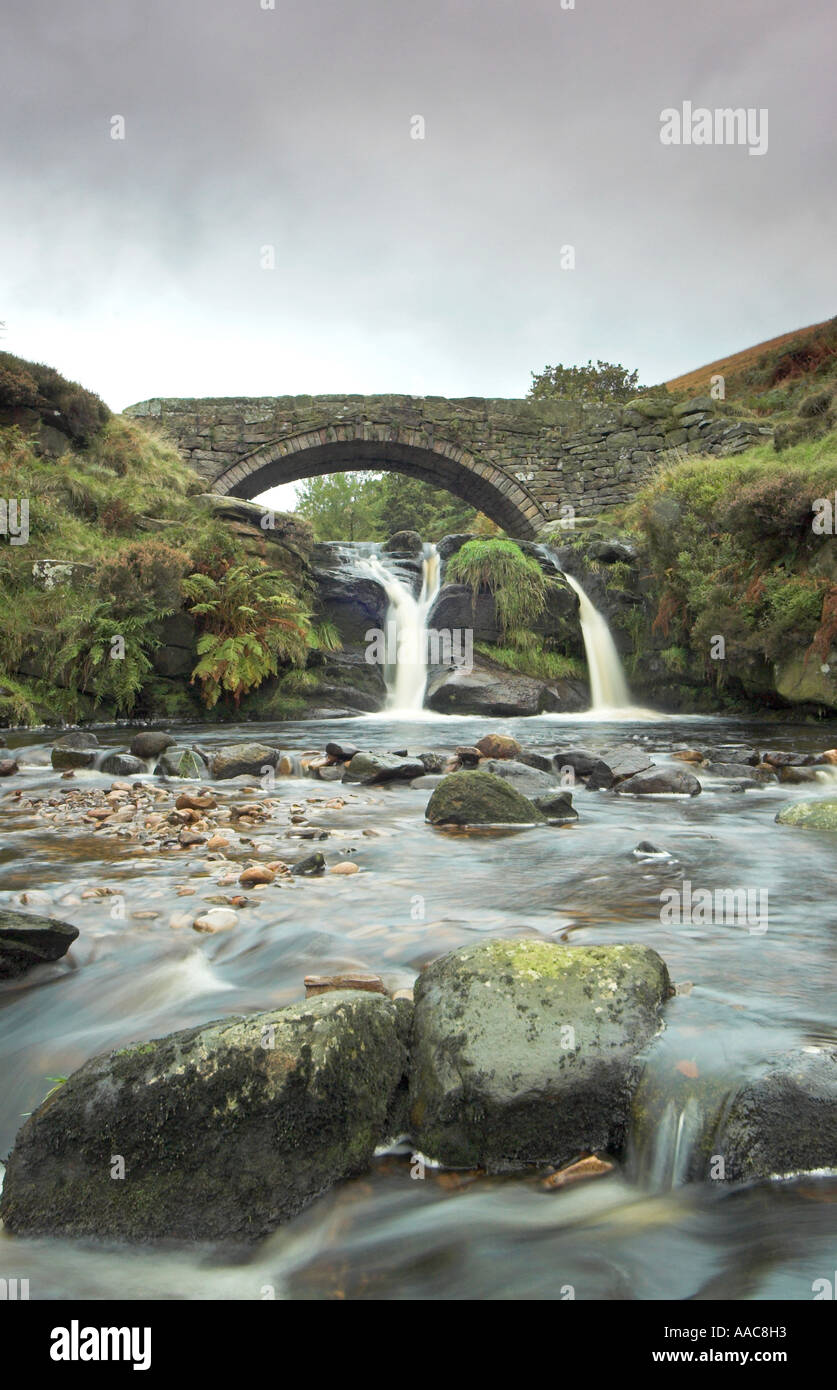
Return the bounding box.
[125,393,769,539]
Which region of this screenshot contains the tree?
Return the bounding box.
[529,359,644,403]
[294,471,380,541]
[372,472,476,540]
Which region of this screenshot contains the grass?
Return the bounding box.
[0,378,321,725]
[475,641,585,683]
[619,428,837,694]
[447,538,549,638]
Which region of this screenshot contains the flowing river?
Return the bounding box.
[1,705,836,1299]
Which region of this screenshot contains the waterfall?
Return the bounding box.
[357,545,441,712]
[562,572,632,711]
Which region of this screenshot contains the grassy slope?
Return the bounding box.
[665,316,837,419]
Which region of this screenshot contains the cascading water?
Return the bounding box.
[356,544,441,712]
[562,571,632,711]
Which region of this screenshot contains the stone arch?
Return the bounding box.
[208,423,546,538]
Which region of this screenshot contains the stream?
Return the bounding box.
[1,708,836,1299]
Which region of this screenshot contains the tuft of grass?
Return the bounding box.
[447,538,549,638]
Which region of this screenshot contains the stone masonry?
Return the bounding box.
[124,393,772,539]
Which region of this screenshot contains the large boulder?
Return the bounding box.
[210,743,281,780]
[425,770,547,826]
[130,731,176,760]
[0,909,79,979]
[615,766,701,796]
[409,939,672,1168]
[717,1047,837,1181]
[343,751,426,785]
[776,799,837,829]
[0,991,411,1242]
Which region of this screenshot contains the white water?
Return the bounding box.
[357,545,441,712]
[562,571,632,711]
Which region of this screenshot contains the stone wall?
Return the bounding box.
[125,393,772,537]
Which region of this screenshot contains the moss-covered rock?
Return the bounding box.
[776,798,837,829]
[425,770,547,826]
[0,991,412,1242]
[409,939,673,1169]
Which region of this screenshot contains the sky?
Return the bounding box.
[2,0,835,428]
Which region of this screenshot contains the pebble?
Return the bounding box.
[329,861,359,875]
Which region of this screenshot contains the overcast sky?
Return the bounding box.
[2,0,835,414]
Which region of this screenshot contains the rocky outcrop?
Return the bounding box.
[409,939,673,1169]
[0,909,79,979]
[0,991,412,1242]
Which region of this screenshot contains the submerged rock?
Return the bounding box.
[0,991,411,1242]
[425,770,547,826]
[0,908,79,979]
[718,1047,837,1181]
[409,939,672,1169]
[776,799,837,829]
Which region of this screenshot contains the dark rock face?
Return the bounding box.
[210,743,281,780]
[130,732,176,760]
[343,752,426,785]
[409,939,672,1169]
[615,766,702,796]
[0,992,411,1242]
[312,556,389,646]
[0,909,79,979]
[425,770,547,826]
[428,584,502,644]
[718,1047,837,1181]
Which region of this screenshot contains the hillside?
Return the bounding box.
[666,317,837,420]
